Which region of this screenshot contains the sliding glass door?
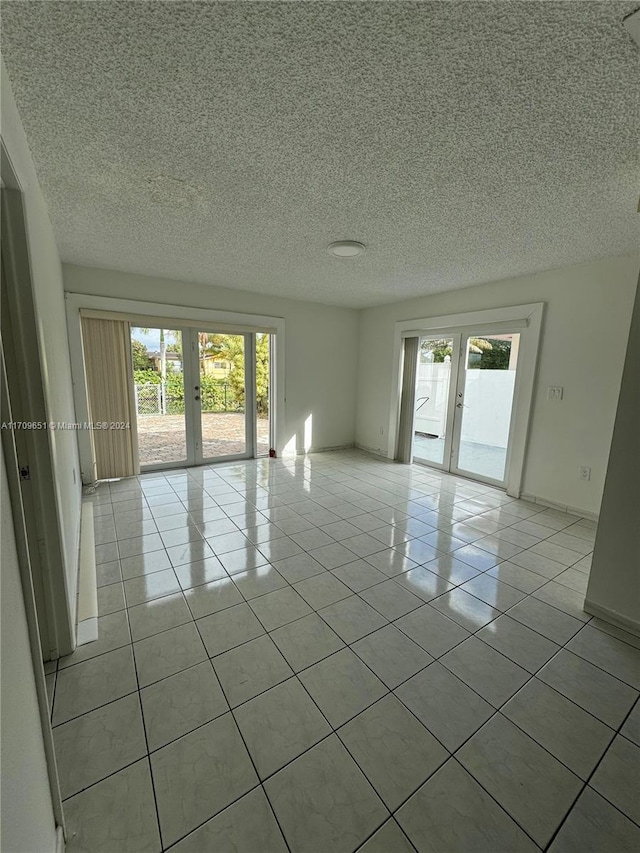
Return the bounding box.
[131,326,270,470]
[412,330,522,486]
[413,336,457,469]
[196,332,248,461]
[256,333,271,457]
[131,326,189,468]
[451,333,520,483]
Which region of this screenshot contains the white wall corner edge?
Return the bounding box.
[56,823,65,853]
[76,502,98,646]
[583,598,640,640]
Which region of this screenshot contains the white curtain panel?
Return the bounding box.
[396,336,419,464]
[81,316,138,479]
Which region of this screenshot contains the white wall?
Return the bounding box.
[415,362,450,438]
[2,59,81,616]
[63,264,360,455]
[586,277,640,631]
[1,452,58,853]
[357,254,639,515]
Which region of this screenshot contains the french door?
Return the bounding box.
[132,326,261,470]
[413,331,521,486]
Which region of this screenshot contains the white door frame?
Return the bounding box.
[392,303,544,497]
[66,293,285,480]
[182,325,198,468]
[1,165,75,658]
[130,325,257,472]
[1,147,67,838]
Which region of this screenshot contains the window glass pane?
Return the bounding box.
[131,327,187,467]
[413,337,454,466]
[457,334,520,481]
[199,332,246,459]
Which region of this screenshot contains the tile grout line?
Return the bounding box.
[542,695,640,849]
[186,592,295,853]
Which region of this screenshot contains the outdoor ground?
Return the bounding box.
[137,413,269,466]
[413,434,506,482]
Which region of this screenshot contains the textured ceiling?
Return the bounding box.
[1,1,638,308]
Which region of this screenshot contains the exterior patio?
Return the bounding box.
[137,412,270,467]
[414,434,507,482]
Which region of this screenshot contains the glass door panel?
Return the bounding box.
[256,332,271,457]
[413,337,455,467]
[131,326,189,467]
[197,332,247,461]
[453,333,520,483]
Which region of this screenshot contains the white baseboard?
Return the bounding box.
[308,443,355,454]
[583,598,640,638]
[355,443,394,461]
[77,616,98,645]
[76,502,98,646]
[519,492,599,522]
[280,443,355,457]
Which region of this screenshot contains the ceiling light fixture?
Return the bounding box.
[327,240,365,258]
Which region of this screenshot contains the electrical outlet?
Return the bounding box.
[548,386,564,401]
[580,466,591,481]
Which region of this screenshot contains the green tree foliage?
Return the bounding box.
[133,332,270,416]
[468,338,511,370]
[165,372,186,413]
[133,368,160,385]
[132,339,151,370]
[255,334,270,415]
[200,376,242,414]
[420,339,452,362]
[420,337,512,369]
[199,333,270,415]
[420,338,491,362]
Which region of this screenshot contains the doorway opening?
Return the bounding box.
[130,325,273,470]
[412,332,521,486]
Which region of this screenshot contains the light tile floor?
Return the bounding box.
[47,450,640,852]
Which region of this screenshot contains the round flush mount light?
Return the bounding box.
[327,240,365,257]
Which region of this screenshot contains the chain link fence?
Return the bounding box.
[134,381,241,416]
[134,384,163,415]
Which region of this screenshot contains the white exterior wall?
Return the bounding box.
[414,362,450,438]
[460,369,516,448]
[415,363,516,449]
